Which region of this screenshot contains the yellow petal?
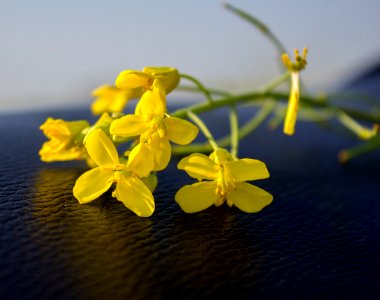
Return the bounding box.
[39,144,85,162]
[227,182,273,213]
[147,133,171,171]
[39,118,89,162]
[143,66,179,94]
[114,176,155,217]
[91,85,129,115]
[177,153,219,180]
[135,82,166,117]
[40,117,68,137]
[110,90,129,112]
[85,129,119,167]
[127,143,154,177]
[164,117,199,145]
[209,148,232,164]
[224,158,269,182]
[115,70,154,90]
[73,167,113,204]
[93,112,113,128]
[175,181,219,213]
[110,114,149,137]
[40,118,89,139]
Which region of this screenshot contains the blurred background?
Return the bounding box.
[1,0,380,113]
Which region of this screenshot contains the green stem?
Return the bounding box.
[224,4,310,91]
[267,104,286,130]
[180,74,214,103]
[298,107,335,122]
[172,100,275,155]
[224,3,287,57]
[177,85,231,97]
[187,111,219,151]
[338,137,380,163]
[178,72,289,97]
[229,105,239,157]
[261,72,290,92]
[171,91,380,123]
[328,91,380,106]
[337,111,378,140]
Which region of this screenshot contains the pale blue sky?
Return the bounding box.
[1,0,380,112]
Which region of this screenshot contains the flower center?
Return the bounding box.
[215,163,236,202]
[113,164,125,171]
[143,78,154,90]
[140,116,166,144]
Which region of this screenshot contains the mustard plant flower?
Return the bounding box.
[73,129,155,217]
[282,48,308,135]
[110,82,199,174]
[115,66,179,94]
[175,149,273,213]
[39,118,89,162]
[91,84,141,115]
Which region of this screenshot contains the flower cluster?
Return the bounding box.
[39,65,274,217]
[37,4,380,218]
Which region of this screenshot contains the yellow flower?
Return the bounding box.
[73,129,155,217]
[282,48,308,135]
[39,118,89,162]
[110,81,199,175]
[115,66,179,94]
[91,84,141,115]
[175,149,273,213]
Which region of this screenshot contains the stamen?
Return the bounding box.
[113,164,125,171]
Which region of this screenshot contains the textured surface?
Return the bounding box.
[1,75,380,299]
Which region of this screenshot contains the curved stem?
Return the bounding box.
[224,3,287,58]
[180,74,213,103]
[225,4,310,91]
[337,111,378,140]
[187,111,219,151]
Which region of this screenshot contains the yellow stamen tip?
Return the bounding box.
[282,47,308,71]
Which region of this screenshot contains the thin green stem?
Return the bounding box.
[267,104,286,130]
[172,100,276,155]
[187,111,219,151]
[178,71,289,97]
[260,72,290,92]
[229,105,239,157]
[337,111,378,140]
[177,85,231,97]
[224,4,310,91]
[338,137,380,163]
[171,91,380,123]
[224,3,287,57]
[180,74,213,103]
[328,91,380,106]
[298,107,335,122]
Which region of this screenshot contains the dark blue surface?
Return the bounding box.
[0,70,380,299]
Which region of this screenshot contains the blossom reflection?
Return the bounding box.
[33,168,154,299]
